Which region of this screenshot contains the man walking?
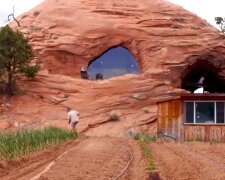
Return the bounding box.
[67,108,80,133]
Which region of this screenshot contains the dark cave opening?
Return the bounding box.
[181,60,225,93]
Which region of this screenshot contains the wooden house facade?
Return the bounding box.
[157,94,225,142]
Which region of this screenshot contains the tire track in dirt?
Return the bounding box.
[149,142,225,180]
[120,140,149,180]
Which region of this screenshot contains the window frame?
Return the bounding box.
[184,100,225,125]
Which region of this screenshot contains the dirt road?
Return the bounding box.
[0,137,149,180]
[150,142,225,180]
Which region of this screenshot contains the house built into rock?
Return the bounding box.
[6,0,225,140]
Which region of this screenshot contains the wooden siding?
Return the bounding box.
[184,125,225,143]
[157,99,184,142]
[157,99,225,142]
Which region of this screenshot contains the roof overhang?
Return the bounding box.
[181,93,225,101]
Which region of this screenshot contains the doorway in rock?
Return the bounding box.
[181,60,225,93]
[87,46,140,80]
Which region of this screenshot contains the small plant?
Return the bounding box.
[109,111,120,121]
[143,108,150,114]
[33,10,40,17]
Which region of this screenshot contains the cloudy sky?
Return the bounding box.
[0,0,44,26]
[168,0,224,28]
[0,0,224,28]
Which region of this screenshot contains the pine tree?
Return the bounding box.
[0,25,38,97]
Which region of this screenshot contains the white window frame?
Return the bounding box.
[184,101,225,125]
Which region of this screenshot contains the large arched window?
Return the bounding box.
[181,60,225,93]
[88,46,140,80]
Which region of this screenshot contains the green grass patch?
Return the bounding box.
[133,132,157,142]
[134,133,156,173]
[139,139,155,173]
[0,127,77,160]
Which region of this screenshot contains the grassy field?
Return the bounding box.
[0,127,77,160]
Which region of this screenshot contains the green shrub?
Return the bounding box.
[143,109,150,113]
[0,127,77,160]
[109,111,120,121]
[22,64,40,80]
[33,11,40,17]
[134,133,157,142]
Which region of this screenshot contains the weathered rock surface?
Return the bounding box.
[4,0,225,136]
[1,72,183,136]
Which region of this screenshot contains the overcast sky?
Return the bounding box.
[168,0,224,28]
[0,0,44,26]
[0,0,224,28]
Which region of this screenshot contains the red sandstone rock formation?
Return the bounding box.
[2,0,224,136]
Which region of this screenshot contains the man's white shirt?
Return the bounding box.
[68,110,79,123]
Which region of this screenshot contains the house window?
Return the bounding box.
[216,102,224,123]
[184,101,225,124]
[185,102,194,123]
[196,102,214,123]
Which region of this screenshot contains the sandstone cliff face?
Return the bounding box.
[2,0,225,136]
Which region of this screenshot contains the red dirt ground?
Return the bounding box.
[1,138,225,180]
[0,137,149,180]
[150,142,225,180]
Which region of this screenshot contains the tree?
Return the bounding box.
[215,17,225,32]
[7,6,20,27]
[0,25,38,97]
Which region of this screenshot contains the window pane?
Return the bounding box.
[185,102,194,123]
[195,102,214,123]
[216,102,224,123]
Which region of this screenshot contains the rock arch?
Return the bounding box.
[87,46,140,80]
[181,57,225,93]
